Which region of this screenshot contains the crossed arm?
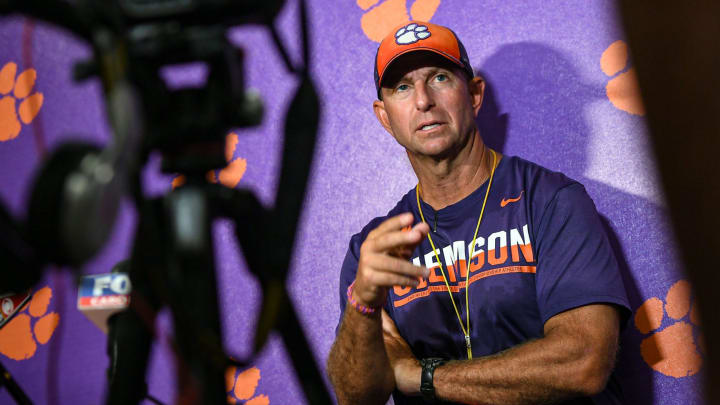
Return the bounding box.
[383,303,620,404]
[326,213,621,404]
[329,301,620,405]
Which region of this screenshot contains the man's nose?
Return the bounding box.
[414,81,435,111]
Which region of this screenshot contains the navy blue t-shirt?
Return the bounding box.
[337,155,631,405]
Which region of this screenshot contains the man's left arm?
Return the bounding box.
[384,303,620,404]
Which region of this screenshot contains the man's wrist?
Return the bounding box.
[347,281,381,315]
[419,358,447,402]
[393,358,422,396]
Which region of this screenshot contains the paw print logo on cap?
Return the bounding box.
[395,23,430,45]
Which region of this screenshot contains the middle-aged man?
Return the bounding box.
[327,21,631,405]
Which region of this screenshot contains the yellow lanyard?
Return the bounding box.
[415,149,497,359]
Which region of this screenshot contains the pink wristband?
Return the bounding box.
[347,281,379,315]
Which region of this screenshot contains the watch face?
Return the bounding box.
[420,357,447,401]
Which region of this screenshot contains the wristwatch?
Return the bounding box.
[419,357,447,403]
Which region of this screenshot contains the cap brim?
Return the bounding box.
[376,48,470,98]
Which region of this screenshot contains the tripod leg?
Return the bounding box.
[216,186,334,404]
[277,299,333,405]
[0,360,33,405]
[165,185,226,405]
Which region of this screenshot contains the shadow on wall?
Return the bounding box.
[474,42,654,405]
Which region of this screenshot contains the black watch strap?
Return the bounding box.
[420,357,447,403]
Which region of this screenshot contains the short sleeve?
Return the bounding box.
[534,183,631,327]
[335,240,360,335]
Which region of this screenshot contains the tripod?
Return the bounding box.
[0,0,333,403]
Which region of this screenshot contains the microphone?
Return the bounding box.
[94,260,162,405]
[27,81,144,267]
[77,261,131,333]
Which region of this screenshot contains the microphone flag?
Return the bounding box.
[77,273,131,333]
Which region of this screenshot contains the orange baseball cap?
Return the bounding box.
[374,21,474,99]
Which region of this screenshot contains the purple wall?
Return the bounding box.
[0,0,704,404]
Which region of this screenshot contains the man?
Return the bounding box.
[327,21,630,405]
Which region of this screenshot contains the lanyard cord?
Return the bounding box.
[415,149,497,359]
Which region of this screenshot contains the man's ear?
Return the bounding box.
[373,99,394,135]
[468,76,486,117]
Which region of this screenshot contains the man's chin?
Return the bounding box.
[408,145,457,161]
[411,136,451,153]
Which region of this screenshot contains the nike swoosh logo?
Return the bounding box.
[500,190,524,208]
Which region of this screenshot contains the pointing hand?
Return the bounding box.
[352,213,430,309]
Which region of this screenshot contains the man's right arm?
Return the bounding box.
[327,213,429,405]
[327,300,393,405]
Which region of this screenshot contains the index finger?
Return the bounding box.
[368,212,414,239]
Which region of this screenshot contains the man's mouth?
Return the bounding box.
[417,121,443,131]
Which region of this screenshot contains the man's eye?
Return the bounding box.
[396,84,409,92]
[435,74,448,82]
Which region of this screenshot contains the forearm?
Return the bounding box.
[433,330,617,404]
[328,214,429,403]
[327,307,395,405]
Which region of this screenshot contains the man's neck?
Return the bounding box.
[410,131,500,210]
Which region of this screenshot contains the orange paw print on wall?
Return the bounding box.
[225,366,269,404]
[358,0,442,42]
[634,280,704,378]
[0,61,44,142]
[600,40,645,116]
[172,132,247,189]
[0,287,60,361]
